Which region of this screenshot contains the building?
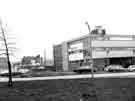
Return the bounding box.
[21,55,43,66]
[54,33,135,72]
[0,57,8,71]
[0,57,19,73]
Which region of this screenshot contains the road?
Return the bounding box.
[0,72,135,82]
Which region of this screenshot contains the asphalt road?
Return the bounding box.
[0,72,135,82]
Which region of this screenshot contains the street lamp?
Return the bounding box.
[85,21,94,79]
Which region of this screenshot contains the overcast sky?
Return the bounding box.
[0,0,135,61]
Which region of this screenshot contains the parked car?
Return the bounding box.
[127,65,135,72]
[73,65,97,74]
[18,68,30,73]
[104,65,126,72]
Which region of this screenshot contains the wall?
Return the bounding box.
[0,78,135,101]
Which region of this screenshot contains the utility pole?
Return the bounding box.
[0,19,13,87]
[85,21,94,79]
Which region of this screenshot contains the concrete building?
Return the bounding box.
[54,34,135,72]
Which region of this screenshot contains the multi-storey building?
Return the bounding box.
[54,33,135,72]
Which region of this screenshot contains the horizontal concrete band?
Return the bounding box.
[0,72,135,82]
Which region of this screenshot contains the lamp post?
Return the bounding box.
[85,21,94,79]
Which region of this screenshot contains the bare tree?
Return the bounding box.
[0,19,17,87]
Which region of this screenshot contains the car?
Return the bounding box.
[73,65,97,74]
[127,65,135,72]
[18,68,30,73]
[104,65,126,72]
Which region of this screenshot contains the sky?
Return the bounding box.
[0,0,135,62]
